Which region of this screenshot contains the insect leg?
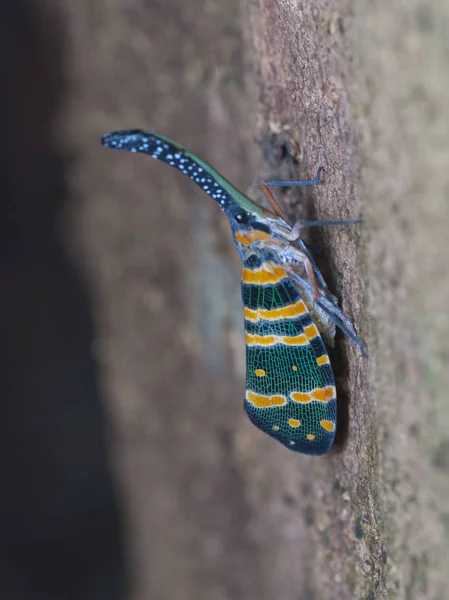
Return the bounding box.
[257,181,289,222]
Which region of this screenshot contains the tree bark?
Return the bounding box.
[244,1,449,598]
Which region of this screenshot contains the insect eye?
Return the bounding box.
[235,211,249,225]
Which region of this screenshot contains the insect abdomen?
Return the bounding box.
[241,255,337,455]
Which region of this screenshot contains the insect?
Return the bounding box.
[102,129,363,455]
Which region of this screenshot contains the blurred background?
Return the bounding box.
[1,1,448,599]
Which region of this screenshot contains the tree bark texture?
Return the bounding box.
[56,0,449,599]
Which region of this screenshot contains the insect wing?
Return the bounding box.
[241,254,337,455]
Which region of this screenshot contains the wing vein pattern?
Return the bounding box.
[242,251,337,455]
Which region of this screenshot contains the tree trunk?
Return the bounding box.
[58,0,449,598]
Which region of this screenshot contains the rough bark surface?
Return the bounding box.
[59,0,449,599]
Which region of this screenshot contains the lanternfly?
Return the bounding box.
[102,129,362,456]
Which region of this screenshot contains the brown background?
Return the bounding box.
[2,0,448,599]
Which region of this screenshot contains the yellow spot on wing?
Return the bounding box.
[272,425,280,431]
[288,418,301,428]
[316,354,330,366]
[304,323,319,339]
[292,365,298,371]
[246,390,287,408]
[254,368,266,377]
[307,433,315,441]
[242,263,287,285]
[246,332,308,347]
[320,420,336,432]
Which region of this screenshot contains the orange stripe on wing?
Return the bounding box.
[246,332,308,347]
[310,386,336,402]
[244,307,258,321]
[242,263,287,285]
[290,391,312,404]
[235,230,271,245]
[282,334,308,346]
[244,300,308,323]
[290,385,336,404]
[246,390,287,408]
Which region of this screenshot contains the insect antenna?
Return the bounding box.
[265,167,323,187]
